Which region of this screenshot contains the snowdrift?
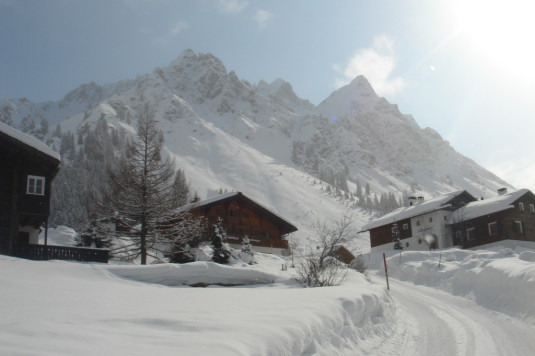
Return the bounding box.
[0,255,395,355]
[371,247,535,324]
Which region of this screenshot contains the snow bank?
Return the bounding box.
[372,247,535,324]
[0,255,395,355]
[38,225,78,246]
[106,261,286,286]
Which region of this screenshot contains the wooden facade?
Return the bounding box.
[365,188,535,251]
[0,123,60,256]
[366,190,478,250]
[452,190,535,248]
[190,192,297,253]
[369,218,412,248]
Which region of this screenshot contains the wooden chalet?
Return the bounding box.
[188,192,297,254]
[0,123,107,263]
[361,190,477,251]
[451,188,535,249]
[361,188,535,251]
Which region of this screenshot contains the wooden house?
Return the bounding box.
[0,122,61,256]
[451,188,535,249]
[188,192,298,254]
[361,190,477,251]
[331,245,356,264]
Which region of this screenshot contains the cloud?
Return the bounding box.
[218,0,249,14]
[254,9,272,29]
[335,35,406,97]
[170,21,190,36]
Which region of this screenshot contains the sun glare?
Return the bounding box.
[452,0,535,78]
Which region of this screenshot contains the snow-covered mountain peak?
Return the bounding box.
[0,50,514,238]
[349,75,376,97]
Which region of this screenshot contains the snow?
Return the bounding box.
[371,246,535,324]
[460,188,529,220]
[0,121,60,161]
[2,234,534,354]
[0,254,394,355]
[37,225,78,246]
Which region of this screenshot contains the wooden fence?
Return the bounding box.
[16,244,109,263]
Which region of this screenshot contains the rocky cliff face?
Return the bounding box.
[0,49,511,233]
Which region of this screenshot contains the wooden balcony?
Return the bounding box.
[14,244,109,263]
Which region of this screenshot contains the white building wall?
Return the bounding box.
[370,209,455,253]
[411,211,453,249]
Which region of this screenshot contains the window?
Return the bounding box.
[405,242,409,248]
[418,239,422,244]
[416,220,420,226]
[466,228,475,241]
[488,222,498,236]
[242,212,249,218]
[530,204,534,213]
[403,223,409,230]
[519,202,524,212]
[260,231,270,238]
[513,221,524,234]
[429,217,433,223]
[27,175,45,195]
[444,216,447,221]
[229,210,238,217]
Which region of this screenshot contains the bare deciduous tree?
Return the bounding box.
[296,216,359,287]
[99,106,199,264]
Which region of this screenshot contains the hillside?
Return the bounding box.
[0,49,512,247]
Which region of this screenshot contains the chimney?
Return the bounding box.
[498,188,508,196]
[408,196,417,206]
[417,196,424,202]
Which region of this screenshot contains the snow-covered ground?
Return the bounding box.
[371,246,535,324]
[0,254,392,356]
[2,230,534,355]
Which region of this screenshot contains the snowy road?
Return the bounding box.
[374,278,535,356]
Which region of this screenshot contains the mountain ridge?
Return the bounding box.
[0,49,513,245]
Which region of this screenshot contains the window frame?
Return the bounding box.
[27,175,45,196]
[488,221,498,236]
[519,202,524,212]
[466,227,475,241]
[514,221,524,234]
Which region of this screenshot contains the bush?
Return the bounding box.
[296,217,356,287]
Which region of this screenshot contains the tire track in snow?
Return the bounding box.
[376,279,535,355]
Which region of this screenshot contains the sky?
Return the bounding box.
[1,0,534,192]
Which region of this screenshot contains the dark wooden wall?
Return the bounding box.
[369,218,412,247]
[193,198,288,249]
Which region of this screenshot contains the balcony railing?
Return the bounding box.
[15,244,109,263]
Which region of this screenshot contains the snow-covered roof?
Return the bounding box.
[459,189,531,221]
[183,191,298,233]
[0,122,60,161]
[361,190,468,231]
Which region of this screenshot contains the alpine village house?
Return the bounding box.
[188,192,298,255]
[361,188,535,251]
[0,123,107,262]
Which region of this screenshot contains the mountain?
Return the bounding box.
[0,49,512,249]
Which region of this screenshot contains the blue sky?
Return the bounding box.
[1,0,534,192]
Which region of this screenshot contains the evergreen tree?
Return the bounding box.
[211,218,230,264]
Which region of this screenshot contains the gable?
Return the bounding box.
[190,192,297,235]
